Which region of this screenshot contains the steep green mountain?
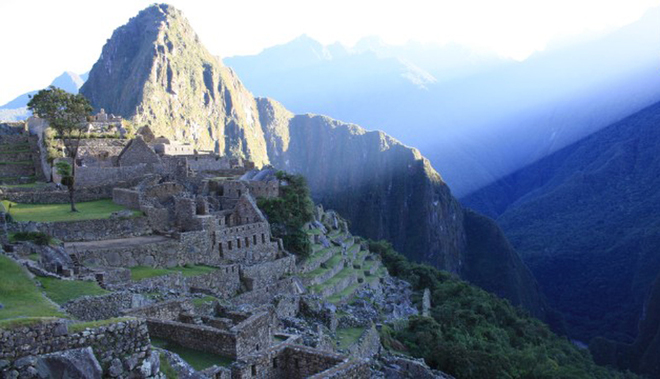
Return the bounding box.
[79,4,269,165]
[462,101,660,344]
[80,3,548,320]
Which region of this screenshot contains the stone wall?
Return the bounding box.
[231,344,350,379]
[215,222,278,264]
[241,255,296,290]
[126,300,193,321]
[186,156,231,171]
[9,216,151,242]
[63,291,143,321]
[0,318,158,378]
[232,278,305,308]
[233,311,273,358]
[246,181,279,199]
[186,264,241,298]
[75,164,159,187]
[147,319,238,358]
[72,231,214,268]
[343,325,381,359]
[309,360,370,379]
[112,188,141,210]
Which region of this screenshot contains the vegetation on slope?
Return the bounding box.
[257,171,314,258]
[0,255,63,320]
[370,241,637,378]
[36,277,109,305]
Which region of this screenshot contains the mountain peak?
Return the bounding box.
[80,4,269,165]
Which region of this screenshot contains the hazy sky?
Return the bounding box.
[1,0,658,104]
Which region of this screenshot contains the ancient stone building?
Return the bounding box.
[117,136,162,167]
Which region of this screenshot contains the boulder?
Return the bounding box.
[35,347,102,379]
[39,245,73,275]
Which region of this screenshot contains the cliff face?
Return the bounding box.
[79,4,269,166]
[80,4,548,319]
[258,103,466,271]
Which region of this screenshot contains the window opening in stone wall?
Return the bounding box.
[262,233,265,243]
[228,241,232,250]
[237,238,241,248]
[253,235,257,245]
[251,365,256,376]
[219,242,223,256]
[273,357,278,368]
[245,237,249,247]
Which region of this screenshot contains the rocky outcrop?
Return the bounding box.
[35,347,103,379]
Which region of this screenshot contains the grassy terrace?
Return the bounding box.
[336,327,366,350]
[306,228,322,235]
[130,265,218,281]
[309,265,357,294]
[152,338,233,370]
[1,199,140,222]
[0,255,63,320]
[305,245,340,267]
[303,254,343,278]
[37,277,110,305]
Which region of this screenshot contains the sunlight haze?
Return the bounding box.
[0,0,658,104]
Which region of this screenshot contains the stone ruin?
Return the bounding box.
[0,135,445,377]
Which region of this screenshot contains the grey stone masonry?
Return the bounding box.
[0,318,159,378]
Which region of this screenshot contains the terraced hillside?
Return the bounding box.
[0,132,42,185]
[301,219,387,306]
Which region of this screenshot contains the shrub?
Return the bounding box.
[12,231,52,245]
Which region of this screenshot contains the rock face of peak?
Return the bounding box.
[81,4,548,321]
[80,4,269,165]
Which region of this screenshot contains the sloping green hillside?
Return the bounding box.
[372,241,638,379]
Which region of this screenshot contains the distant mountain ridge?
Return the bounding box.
[463,100,660,345]
[79,3,550,320]
[0,71,87,121]
[225,8,660,196]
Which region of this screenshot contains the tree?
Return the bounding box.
[257,171,314,258]
[28,86,92,212]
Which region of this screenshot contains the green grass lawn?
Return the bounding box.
[152,338,233,370]
[336,327,366,350]
[130,265,218,281]
[37,277,110,305]
[2,199,140,222]
[0,255,64,320]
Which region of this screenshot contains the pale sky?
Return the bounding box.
[0,0,658,104]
